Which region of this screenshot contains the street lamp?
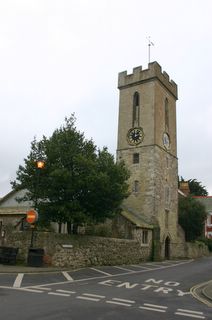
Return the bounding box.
[36,160,45,169]
[27,159,46,267]
[34,159,45,209]
[30,159,45,248]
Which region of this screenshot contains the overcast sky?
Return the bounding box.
[0,0,212,197]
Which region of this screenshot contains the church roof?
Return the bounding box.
[120,205,153,229]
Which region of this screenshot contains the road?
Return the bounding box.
[0,257,211,319]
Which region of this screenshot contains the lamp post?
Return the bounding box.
[30,159,45,248]
[34,159,45,208]
[27,158,45,267]
[27,209,38,248]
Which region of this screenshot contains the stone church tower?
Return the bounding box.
[117,61,184,259]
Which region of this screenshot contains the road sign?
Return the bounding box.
[26,209,38,224]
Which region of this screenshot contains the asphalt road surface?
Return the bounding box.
[0,257,211,320]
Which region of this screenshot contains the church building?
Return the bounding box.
[116,61,185,260]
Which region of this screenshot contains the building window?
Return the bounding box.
[165,98,169,131]
[133,180,139,193]
[132,92,140,127]
[142,230,148,244]
[133,153,139,164]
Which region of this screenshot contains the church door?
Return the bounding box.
[165,236,170,260]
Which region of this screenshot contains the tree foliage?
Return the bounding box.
[179,177,208,196]
[12,115,130,232]
[178,196,207,241]
[187,179,208,196]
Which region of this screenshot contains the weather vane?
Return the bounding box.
[147,36,154,63]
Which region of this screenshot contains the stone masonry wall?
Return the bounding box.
[4,231,151,268]
[3,230,209,267]
[185,242,209,259]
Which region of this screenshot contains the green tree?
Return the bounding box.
[187,179,208,196]
[179,177,208,196]
[178,196,207,241]
[82,147,130,223]
[12,115,130,233]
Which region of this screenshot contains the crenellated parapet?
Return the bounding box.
[118,61,178,99]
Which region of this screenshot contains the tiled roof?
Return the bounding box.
[0,207,27,215]
[120,205,153,229]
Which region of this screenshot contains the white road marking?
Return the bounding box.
[139,306,166,313]
[177,289,191,296]
[106,300,132,307]
[116,281,139,289]
[106,297,135,307]
[131,264,153,270]
[112,298,135,304]
[177,309,203,315]
[76,293,105,302]
[139,302,168,313]
[76,296,100,302]
[82,293,105,299]
[175,309,205,319]
[15,259,193,289]
[13,273,24,288]
[90,268,112,276]
[34,286,51,291]
[175,312,205,319]
[10,283,206,320]
[62,271,73,281]
[19,288,44,293]
[113,266,135,272]
[56,289,76,294]
[144,303,167,309]
[48,292,70,297]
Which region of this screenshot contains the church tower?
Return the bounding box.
[117,61,181,259]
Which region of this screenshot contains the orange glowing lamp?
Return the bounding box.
[36,160,45,169]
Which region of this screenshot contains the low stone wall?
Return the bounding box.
[2,230,209,268]
[169,241,209,260]
[52,238,151,268]
[3,231,152,268]
[185,242,209,259]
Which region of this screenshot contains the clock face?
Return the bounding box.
[163,132,170,149]
[127,127,144,145]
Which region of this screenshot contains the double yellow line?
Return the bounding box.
[190,280,212,308]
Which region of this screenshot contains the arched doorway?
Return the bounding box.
[165,236,170,259]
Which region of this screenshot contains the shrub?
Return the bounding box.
[85,223,112,237]
[198,238,212,252]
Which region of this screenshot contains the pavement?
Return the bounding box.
[0,262,212,306]
[0,263,67,273]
